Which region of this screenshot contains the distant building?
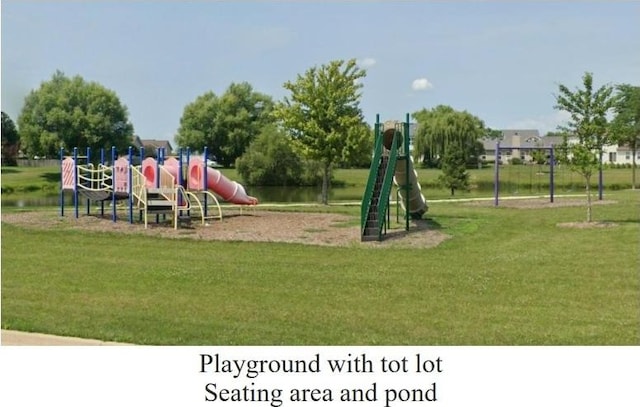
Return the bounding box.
[482,130,545,164]
[140,139,174,155]
[481,130,638,165]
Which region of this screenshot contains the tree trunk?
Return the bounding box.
[585,174,593,223]
[450,187,455,196]
[321,161,330,205]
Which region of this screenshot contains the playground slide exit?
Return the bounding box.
[143,157,258,205]
[186,158,258,205]
[393,155,427,219]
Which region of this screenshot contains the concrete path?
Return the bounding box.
[1,330,131,346]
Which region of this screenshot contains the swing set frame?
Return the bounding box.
[493,142,556,206]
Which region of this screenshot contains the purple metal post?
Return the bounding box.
[494,142,500,206]
[549,146,555,203]
[100,148,105,216]
[598,150,603,200]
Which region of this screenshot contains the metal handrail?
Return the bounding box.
[361,125,383,232]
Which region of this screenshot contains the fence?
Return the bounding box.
[16,159,59,167]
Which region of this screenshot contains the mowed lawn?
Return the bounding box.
[1,191,639,345]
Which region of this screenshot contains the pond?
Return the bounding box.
[1,185,365,208]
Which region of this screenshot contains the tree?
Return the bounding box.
[438,146,470,196]
[338,122,374,168]
[273,59,367,204]
[236,124,303,186]
[1,112,20,166]
[175,82,274,167]
[17,71,134,157]
[554,72,616,222]
[610,84,640,189]
[412,105,486,168]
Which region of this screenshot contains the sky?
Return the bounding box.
[2,1,639,145]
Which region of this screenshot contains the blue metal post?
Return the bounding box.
[203,146,209,217]
[86,147,91,215]
[128,146,133,224]
[155,148,161,224]
[186,147,191,217]
[100,148,105,216]
[494,142,500,207]
[139,147,144,222]
[73,147,79,218]
[60,147,65,217]
[111,146,117,222]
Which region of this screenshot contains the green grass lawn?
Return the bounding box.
[3,164,637,204]
[2,190,638,345]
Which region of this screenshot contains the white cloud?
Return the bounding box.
[411,78,433,91]
[358,57,377,68]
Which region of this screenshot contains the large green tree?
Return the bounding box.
[1,111,20,166]
[273,59,367,204]
[610,84,640,189]
[17,71,134,157]
[338,122,374,168]
[175,82,274,167]
[412,105,486,168]
[554,71,616,222]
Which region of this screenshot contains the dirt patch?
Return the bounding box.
[1,209,450,249]
[557,221,619,229]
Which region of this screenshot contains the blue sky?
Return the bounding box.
[2,1,639,144]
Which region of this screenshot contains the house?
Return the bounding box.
[140,139,174,155]
[482,130,546,164]
[482,130,639,166]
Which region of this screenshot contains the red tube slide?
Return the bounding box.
[187,158,258,205]
[141,157,159,187]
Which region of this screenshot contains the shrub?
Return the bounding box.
[236,125,303,186]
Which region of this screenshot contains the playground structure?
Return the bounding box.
[493,142,556,206]
[60,146,257,228]
[361,114,428,241]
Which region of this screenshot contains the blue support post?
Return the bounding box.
[73,147,79,218]
[203,146,209,217]
[60,147,65,217]
[155,148,161,224]
[128,146,133,224]
[86,147,91,215]
[111,146,117,222]
[139,147,144,222]
[186,147,191,217]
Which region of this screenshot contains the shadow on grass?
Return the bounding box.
[602,218,640,224]
[382,217,443,241]
[40,172,61,183]
[1,168,21,174]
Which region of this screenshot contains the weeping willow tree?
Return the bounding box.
[412,105,486,167]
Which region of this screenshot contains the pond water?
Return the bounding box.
[1,186,365,208]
